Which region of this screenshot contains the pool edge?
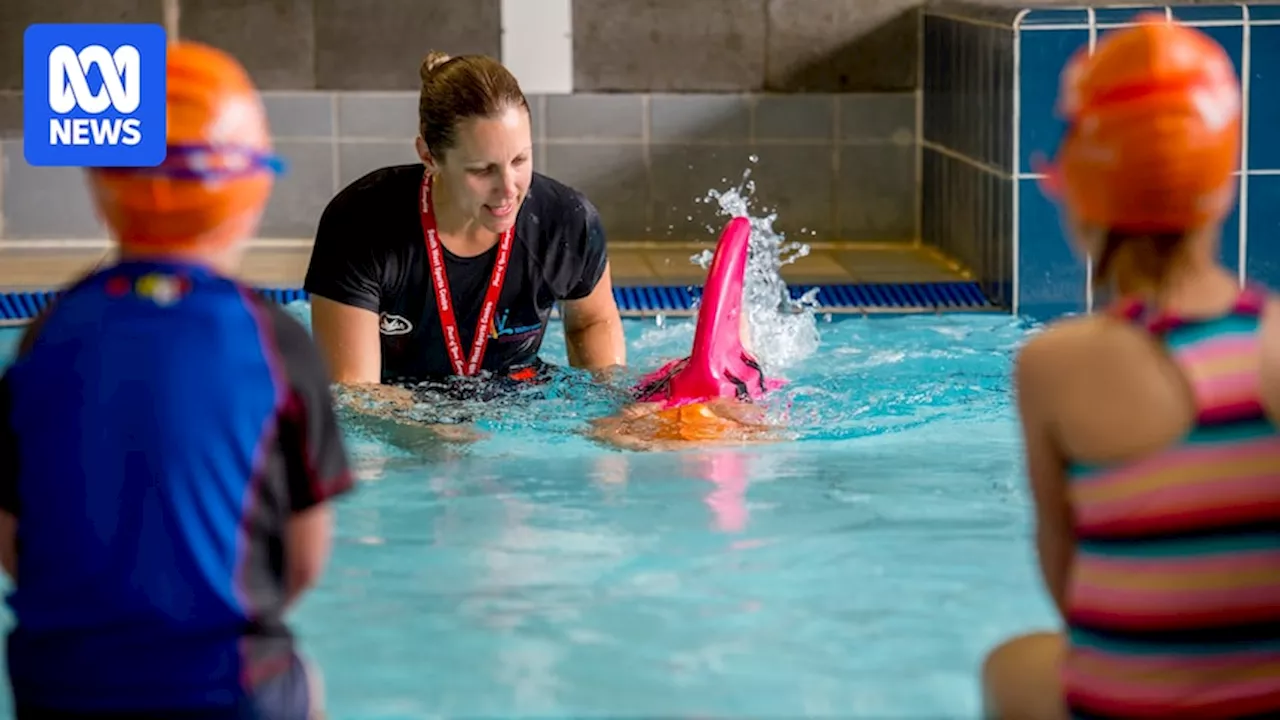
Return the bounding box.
[0,282,1004,325]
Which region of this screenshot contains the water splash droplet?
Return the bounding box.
[698,167,821,372]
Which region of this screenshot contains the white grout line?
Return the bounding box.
[925,9,1273,32]
[1240,4,1252,287]
[920,140,1013,180]
[1022,19,1271,30]
[1011,9,1028,317]
[1085,8,1098,315]
[329,94,341,195]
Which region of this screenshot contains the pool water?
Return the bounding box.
[0,308,1057,719]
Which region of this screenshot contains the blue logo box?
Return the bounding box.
[23,23,168,168]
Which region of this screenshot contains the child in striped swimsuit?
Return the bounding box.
[981,14,1280,720]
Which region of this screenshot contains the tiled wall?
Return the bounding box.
[0,0,923,94]
[924,1,1280,320]
[0,0,922,246]
[921,4,1016,310]
[0,93,917,244]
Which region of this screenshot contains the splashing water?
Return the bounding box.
[694,163,822,373]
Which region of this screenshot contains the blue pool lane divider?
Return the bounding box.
[0,281,995,323]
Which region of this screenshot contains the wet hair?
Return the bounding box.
[1091,230,1188,289]
[417,50,530,159]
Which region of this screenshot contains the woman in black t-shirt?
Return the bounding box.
[303,51,626,404]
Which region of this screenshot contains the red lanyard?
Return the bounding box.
[419,173,516,376]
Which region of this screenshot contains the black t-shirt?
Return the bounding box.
[303,164,609,384]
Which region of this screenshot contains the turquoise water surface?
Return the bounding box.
[0,308,1056,718]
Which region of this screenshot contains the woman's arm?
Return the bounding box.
[302,186,388,385]
[1014,334,1075,618]
[309,296,383,384]
[562,262,626,371]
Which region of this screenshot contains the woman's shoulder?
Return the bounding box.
[525,172,601,230]
[324,163,422,217]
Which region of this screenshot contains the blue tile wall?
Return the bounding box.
[923,1,1280,322]
[1016,20,1089,321]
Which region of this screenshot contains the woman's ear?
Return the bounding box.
[415,136,438,173]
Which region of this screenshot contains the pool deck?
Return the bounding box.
[0,240,990,324]
[0,240,967,289]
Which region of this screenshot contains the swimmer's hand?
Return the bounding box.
[332,383,488,444]
[428,424,486,443]
[589,363,629,386]
[333,383,416,414]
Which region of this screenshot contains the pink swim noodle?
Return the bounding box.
[632,217,787,408]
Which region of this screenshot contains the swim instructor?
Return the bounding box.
[303,51,626,394]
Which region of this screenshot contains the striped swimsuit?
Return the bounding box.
[1062,285,1280,719]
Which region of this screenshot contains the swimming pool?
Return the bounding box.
[0,304,1056,718]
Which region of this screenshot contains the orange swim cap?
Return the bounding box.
[1039,13,1240,233]
[650,403,744,442]
[87,41,284,251]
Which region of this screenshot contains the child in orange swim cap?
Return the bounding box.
[984,15,1280,720]
[587,216,790,452]
[1033,10,1240,295]
[1,42,350,718]
[87,40,285,264]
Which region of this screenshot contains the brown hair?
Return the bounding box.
[418,51,529,158]
[1091,231,1188,292]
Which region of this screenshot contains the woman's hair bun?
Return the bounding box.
[420,50,452,81]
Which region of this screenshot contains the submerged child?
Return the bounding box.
[589,217,790,451]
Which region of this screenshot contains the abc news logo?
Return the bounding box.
[48,44,143,147]
[23,24,166,167]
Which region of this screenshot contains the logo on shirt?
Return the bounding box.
[379,313,414,336]
[23,23,167,167]
[103,271,191,306]
[490,308,541,342]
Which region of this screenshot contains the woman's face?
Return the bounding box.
[429,104,533,234]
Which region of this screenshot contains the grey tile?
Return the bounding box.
[650,95,751,143]
[573,0,767,92]
[755,95,836,141]
[263,93,334,139]
[0,92,20,139]
[526,95,547,143]
[840,93,916,143]
[545,95,643,141]
[0,0,164,91]
[649,144,756,238]
[765,0,919,92]
[259,141,335,238]
[750,145,837,239]
[542,144,650,241]
[180,0,315,89]
[838,144,917,241]
[1,140,100,238]
[337,141,421,189]
[337,93,419,140]
[314,0,501,90]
